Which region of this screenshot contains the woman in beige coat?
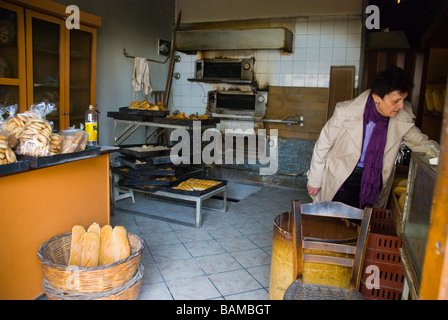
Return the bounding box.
[307,66,438,209]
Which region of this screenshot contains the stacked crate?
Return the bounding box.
[360,208,405,300]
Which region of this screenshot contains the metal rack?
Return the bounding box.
[112,118,218,145]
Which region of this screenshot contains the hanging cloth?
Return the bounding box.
[132,57,153,95]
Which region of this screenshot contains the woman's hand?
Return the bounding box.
[307,184,321,197]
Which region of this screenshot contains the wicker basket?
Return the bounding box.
[37,232,144,293]
[43,264,144,300]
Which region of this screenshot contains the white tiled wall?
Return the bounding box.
[170,14,362,115]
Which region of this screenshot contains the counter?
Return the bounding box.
[0,147,117,300]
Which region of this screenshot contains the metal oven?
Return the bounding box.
[207,90,267,117]
[194,58,254,82]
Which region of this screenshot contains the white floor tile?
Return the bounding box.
[110,182,305,300]
[167,276,221,300]
[209,269,262,296]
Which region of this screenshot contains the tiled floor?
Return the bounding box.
[111,181,312,300]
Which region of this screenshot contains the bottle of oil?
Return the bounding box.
[85,105,98,147]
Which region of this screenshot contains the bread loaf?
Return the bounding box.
[99,225,115,265]
[398,192,406,212]
[433,89,444,112]
[113,226,130,262]
[87,222,100,235]
[68,224,131,267]
[397,179,408,188]
[394,186,407,196]
[68,225,86,266]
[81,231,100,267]
[426,89,435,111]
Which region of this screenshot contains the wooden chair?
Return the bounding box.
[151,90,164,104]
[283,200,372,300]
[151,90,168,145]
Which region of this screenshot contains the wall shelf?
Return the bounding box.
[176,27,293,53]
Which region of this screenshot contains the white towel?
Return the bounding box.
[132,57,153,95]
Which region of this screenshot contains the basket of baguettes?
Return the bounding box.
[37,222,144,300]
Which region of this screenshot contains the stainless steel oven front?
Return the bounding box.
[207,90,267,117]
[195,58,254,82]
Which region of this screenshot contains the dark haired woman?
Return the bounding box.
[306,65,439,209]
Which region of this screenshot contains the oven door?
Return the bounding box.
[207,90,267,117]
[195,58,254,81]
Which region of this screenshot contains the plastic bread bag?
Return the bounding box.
[59,126,88,154]
[0,104,21,148]
[16,102,55,157]
[0,109,17,165]
[1,104,20,142]
[0,131,17,164]
[49,131,62,155]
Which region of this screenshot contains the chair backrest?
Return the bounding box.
[151,91,164,104]
[292,200,372,290]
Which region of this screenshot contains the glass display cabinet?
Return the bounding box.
[0,0,98,131]
[401,152,438,299]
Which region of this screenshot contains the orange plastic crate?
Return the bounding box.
[360,208,405,300]
[360,280,403,300]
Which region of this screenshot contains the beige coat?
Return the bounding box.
[307,89,437,208]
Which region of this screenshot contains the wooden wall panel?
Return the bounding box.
[265,86,328,139]
[327,66,355,120]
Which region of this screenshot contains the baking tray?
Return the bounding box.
[0,160,30,177]
[122,177,170,186]
[107,111,150,121]
[152,117,220,127]
[119,144,172,159]
[117,156,175,170]
[163,178,227,196]
[119,107,169,117]
[152,155,173,165]
[17,147,101,169]
[112,165,175,178]
[118,180,161,193]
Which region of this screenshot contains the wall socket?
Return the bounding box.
[158,39,171,56]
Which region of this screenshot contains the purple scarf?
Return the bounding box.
[359,95,389,208]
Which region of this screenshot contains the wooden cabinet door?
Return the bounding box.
[67,25,96,129]
[0,0,26,110]
[25,9,67,130]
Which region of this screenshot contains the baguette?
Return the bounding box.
[81,231,100,267]
[113,226,130,262]
[99,225,115,265]
[87,222,101,236]
[68,225,86,266]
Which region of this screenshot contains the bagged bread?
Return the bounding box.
[81,231,100,267]
[0,133,17,165]
[68,225,86,266]
[1,104,19,147]
[49,133,62,155]
[15,103,55,157]
[60,128,88,154]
